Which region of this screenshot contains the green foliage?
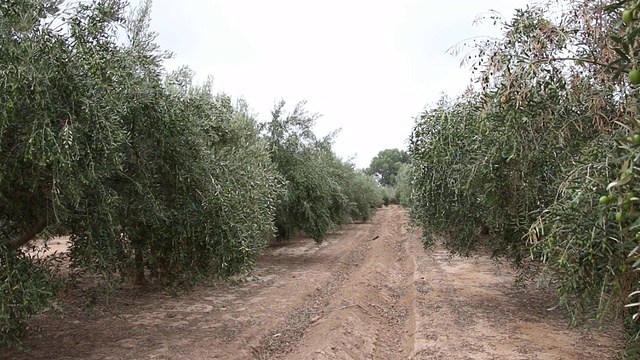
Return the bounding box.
[263,101,383,242]
[366,148,410,186]
[380,186,397,206]
[395,163,413,208]
[59,1,282,282]
[530,135,623,325]
[0,0,281,345]
[408,0,640,350]
[0,245,58,348]
[201,95,283,276]
[1,0,131,345]
[603,1,640,350]
[345,172,384,221]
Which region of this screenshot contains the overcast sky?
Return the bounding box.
[134,0,533,168]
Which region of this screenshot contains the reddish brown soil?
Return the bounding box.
[1,206,623,359]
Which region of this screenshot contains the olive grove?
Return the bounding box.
[0,0,385,346]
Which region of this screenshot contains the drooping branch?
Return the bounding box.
[9,218,49,250]
[533,57,619,71]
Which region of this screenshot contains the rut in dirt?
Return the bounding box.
[0,206,623,360]
[266,206,417,359]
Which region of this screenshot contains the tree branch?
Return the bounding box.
[10,218,49,250]
[535,57,619,70]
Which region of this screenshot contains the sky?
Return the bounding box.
[132,0,533,168]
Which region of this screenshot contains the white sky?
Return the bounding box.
[136,0,533,168]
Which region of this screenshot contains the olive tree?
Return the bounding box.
[1,0,282,345]
[408,1,638,355]
[263,101,384,242]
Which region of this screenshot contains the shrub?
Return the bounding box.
[346,171,383,222]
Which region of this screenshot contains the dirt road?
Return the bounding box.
[1,206,622,359]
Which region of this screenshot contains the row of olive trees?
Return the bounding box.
[407,0,640,356]
[0,0,384,347]
[261,101,383,242]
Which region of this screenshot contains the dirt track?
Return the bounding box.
[1,206,622,359]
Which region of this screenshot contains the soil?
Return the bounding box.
[1,206,623,359]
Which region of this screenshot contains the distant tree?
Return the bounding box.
[366,149,410,186]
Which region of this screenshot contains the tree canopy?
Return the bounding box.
[366,148,410,186]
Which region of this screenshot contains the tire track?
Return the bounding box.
[277,206,419,359]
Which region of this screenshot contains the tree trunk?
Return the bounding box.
[134,248,146,285]
[9,218,48,250]
[133,225,148,285]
